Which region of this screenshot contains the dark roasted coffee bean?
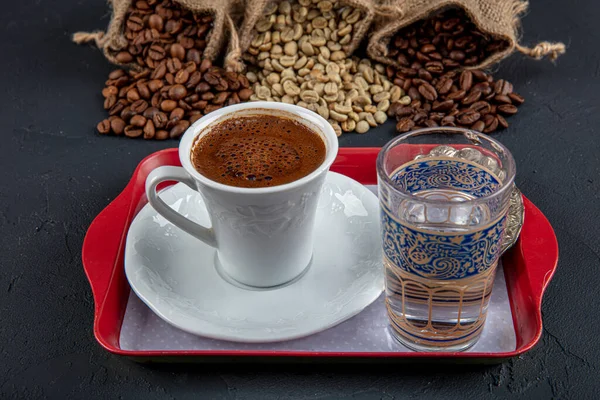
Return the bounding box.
[97,119,111,134]
[483,117,499,133]
[396,117,415,132]
[497,104,518,115]
[471,70,488,81]
[155,130,169,140]
[418,83,438,101]
[160,99,177,112]
[508,92,525,105]
[148,14,164,31]
[457,110,481,125]
[103,95,117,110]
[148,44,166,60]
[238,88,253,101]
[497,114,509,129]
[102,86,118,98]
[462,90,481,105]
[186,71,202,88]
[441,115,455,126]
[137,82,151,99]
[201,92,215,101]
[152,111,168,128]
[199,59,212,73]
[186,48,201,64]
[447,90,466,101]
[185,94,199,103]
[143,106,159,119]
[471,121,485,132]
[169,120,190,138]
[124,125,143,138]
[408,87,421,101]
[178,100,192,111]
[469,101,491,114]
[170,108,185,122]
[167,58,182,73]
[174,69,189,84]
[151,62,167,80]
[130,99,149,114]
[192,100,208,110]
[494,94,512,104]
[459,70,473,91]
[108,101,125,116]
[126,88,141,102]
[130,115,147,127]
[151,92,161,108]
[204,104,222,114]
[110,117,126,135]
[143,119,156,139]
[170,43,186,60]
[109,69,126,80]
[432,99,454,112]
[196,81,211,93]
[121,106,135,121]
[435,78,453,94]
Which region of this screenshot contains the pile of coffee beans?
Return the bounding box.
[113,0,212,68]
[387,8,508,72]
[96,0,253,139]
[98,59,252,139]
[245,0,405,135]
[387,67,523,133]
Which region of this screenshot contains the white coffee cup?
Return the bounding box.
[145,102,339,288]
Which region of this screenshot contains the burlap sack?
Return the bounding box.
[236,0,377,68]
[73,0,240,70]
[368,0,566,70]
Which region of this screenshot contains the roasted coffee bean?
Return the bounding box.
[103,95,117,110]
[447,90,466,101]
[508,92,525,105]
[461,90,481,105]
[121,106,135,121]
[137,82,151,99]
[432,99,454,112]
[102,86,118,98]
[148,44,166,60]
[174,69,189,84]
[459,70,473,91]
[168,84,187,100]
[471,120,485,132]
[457,110,480,125]
[418,83,438,101]
[151,62,167,79]
[396,118,416,132]
[130,99,149,114]
[109,69,126,80]
[143,119,156,139]
[483,117,498,133]
[497,104,518,115]
[108,101,126,116]
[124,125,143,138]
[470,101,491,114]
[155,130,169,140]
[170,43,186,60]
[130,115,147,127]
[126,88,140,102]
[143,106,159,119]
[497,114,509,129]
[152,111,168,128]
[160,99,178,112]
[238,88,253,101]
[97,119,111,134]
[169,120,190,138]
[110,117,126,135]
[170,107,185,122]
[494,94,512,104]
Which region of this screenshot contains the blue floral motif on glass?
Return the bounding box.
[391,158,501,198]
[382,209,507,280]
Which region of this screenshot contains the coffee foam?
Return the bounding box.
[191,115,325,188]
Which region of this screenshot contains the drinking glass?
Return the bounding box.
[377,127,516,352]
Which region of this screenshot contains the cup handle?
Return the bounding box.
[145,166,217,248]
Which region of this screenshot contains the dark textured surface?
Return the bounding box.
[0,0,598,398]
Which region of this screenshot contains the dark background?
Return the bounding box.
[1,0,598,398]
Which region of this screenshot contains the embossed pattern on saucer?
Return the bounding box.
[124,172,383,343]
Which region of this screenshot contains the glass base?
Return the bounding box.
[389,326,481,352]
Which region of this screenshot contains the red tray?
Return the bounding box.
[82,148,558,362]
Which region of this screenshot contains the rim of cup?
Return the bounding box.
[179,101,339,194]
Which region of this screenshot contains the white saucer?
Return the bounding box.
[125,172,383,343]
